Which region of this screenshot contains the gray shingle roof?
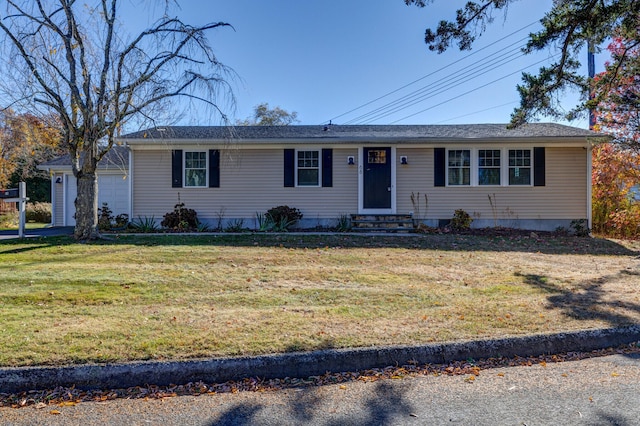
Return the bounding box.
[38,145,129,169]
[119,123,599,142]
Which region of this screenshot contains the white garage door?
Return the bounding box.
[64,173,130,226]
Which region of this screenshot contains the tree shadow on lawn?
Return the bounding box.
[518,269,640,328]
[3,233,637,257]
[0,237,135,276]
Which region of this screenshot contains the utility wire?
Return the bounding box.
[325,20,540,125]
[389,54,559,124]
[349,45,528,124]
[344,42,526,124]
[435,101,518,123]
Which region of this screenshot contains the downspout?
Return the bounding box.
[127,145,133,221]
[49,170,55,227]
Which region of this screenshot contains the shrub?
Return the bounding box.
[607,206,640,238]
[161,202,199,231]
[98,203,114,231]
[450,209,472,231]
[26,202,52,223]
[0,211,18,228]
[98,203,129,230]
[265,206,302,229]
[570,219,590,237]
[114,213,129,228]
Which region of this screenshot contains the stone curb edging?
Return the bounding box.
[1,326,639,394]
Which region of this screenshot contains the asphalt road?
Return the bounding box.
[0,227,73,240]
[2,352,639,426]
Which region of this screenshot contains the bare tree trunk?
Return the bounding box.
[74,172,99,240]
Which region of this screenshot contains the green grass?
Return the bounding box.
[0,233,638,367]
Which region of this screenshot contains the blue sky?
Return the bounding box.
[142,0,608,128]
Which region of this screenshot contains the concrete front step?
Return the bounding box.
[350,214,415,232]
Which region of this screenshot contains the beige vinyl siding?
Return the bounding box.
[53,173,65,226]
[132,148,358,221]
[396,147,587,220]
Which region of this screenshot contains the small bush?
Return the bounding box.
[98,203,129,230]
[114,214,129,228]
[26,202,52,223]
[450,209,472,231]
[98,203,114,231]
[266,206,302,229]
[607,207,640,238]
[161,202,199,231]
[0,211,18,228]
[570,219,590,237]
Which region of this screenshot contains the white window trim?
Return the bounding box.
[446,149,472,187]
[295,148,322,187]
[445,148,534,187]
[183,150,208,188]
[477,149,502,187]
[507,148,533,186]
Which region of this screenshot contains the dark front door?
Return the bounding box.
[363,147,391,209]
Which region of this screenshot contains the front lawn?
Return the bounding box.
[0,233,638,367]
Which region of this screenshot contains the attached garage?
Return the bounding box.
[38,146,131,227]
[63,172,130,226]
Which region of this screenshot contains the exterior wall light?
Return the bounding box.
[400,156,408,165]
[347,156,355,165]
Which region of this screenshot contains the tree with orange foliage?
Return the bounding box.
[591,33,640,238]
[591,143,640,237]
[0,110,62,199]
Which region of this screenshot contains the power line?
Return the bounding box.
[349,45,528,124]
[389,54,559,124]
[435,101,519,124]
[344,42,526,124]
[325,20,540,125]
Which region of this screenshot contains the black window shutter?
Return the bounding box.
[209,149,220,188]
[284,149,295,187]
[534,147,546,187]
[322,149,333,187]
[434,148,446,187]
[171,150,183,188]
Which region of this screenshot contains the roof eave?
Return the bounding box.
[122,135,596,147]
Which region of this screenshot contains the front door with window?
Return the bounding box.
[363,147,392,209]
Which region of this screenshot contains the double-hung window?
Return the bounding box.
[297,150,320,186]
[441,148,538,187]
[448,150,471,186]
[478,150,501,185]
[508,149,531,185]
[184,151,207,187]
